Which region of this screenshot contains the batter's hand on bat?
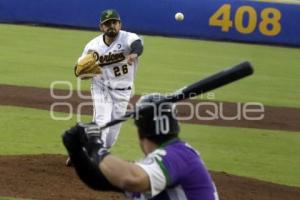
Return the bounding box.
[127,53,138,65]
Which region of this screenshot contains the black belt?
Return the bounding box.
[108,86,131,91]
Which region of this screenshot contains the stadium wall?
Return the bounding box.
[0,0,299,46]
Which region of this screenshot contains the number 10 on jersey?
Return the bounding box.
[209,4,282,36]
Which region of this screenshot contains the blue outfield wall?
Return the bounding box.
[0,0,299,46]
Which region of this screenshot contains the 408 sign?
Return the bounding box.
[209,4,282,36]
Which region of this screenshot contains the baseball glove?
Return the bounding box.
[74,52,102,79]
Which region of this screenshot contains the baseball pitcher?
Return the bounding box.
[74,9,143,149]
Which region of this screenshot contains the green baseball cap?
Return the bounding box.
[100,9,121,24]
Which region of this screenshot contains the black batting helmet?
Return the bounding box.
[134,93,179,137]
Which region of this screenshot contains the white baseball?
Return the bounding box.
[175,12,184,21]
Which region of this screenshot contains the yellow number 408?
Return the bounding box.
[209,4,281,36]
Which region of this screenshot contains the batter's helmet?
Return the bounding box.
[134,93,179,137]
[100,9,121,24]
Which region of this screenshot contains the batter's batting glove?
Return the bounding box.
[63,122,109,164]
[63,125,82,153]
[62,123,121,191]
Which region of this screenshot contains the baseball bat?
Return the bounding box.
[99,61,253,131]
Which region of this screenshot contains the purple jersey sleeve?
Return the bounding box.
[155,139,219,200]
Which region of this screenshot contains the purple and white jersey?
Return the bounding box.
[131,139,219,200]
